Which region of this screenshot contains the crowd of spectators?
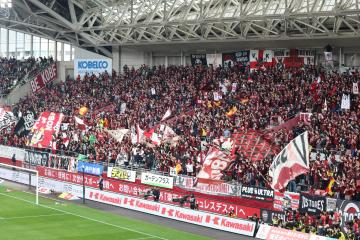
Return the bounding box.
[249,209,360,240]
[0,56,53,96]
[0,62,359,200]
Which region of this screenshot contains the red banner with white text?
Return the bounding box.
[27,112,63,150]
[30,63,57,93]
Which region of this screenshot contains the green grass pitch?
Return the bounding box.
[0,186,211,240]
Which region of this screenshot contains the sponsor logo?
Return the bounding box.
[78,61,108,69]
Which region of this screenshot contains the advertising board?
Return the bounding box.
[74,59,112,77]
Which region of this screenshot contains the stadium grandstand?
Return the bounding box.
[0,0,359,239]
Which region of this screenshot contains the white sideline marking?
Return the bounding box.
[0,213,68,220]
[128,237,157,240]
[0,192,168,240]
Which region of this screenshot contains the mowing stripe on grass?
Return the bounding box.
[0,192,169,240]
[0,213,68,220]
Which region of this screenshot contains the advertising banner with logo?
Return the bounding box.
[299,193,326,215]
[77,161,104,176]
[36,167,260,219]
[336,200,360,228]
[35,174,256,236]
[260,209,286,224]
[190,54,207,66]
[240,186,274,201]
[25,150,49,167]
[141,172,173,189]
[107,167,136,182]
[195,182,241,196]
[256,224,336,240]
[74,59,112,78]
[27,112,64,150]
[30,63,57,93]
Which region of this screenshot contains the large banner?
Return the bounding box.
[30,63,57,93]
[190,54,207,66]
[27,112,63,150]
[250,49,274,70]
[222,51,249,67]
[25,150,49,167]
[299,193,326,215]
[74,59,112,78]
[256,224,336,240]
[197,147,232,180]
[14,107,36,137]
[269,131,309,190]
[240,186,274,201]
[260,209,286,224]
[77,161,104,176]
[336,200,360,228]
[37,166,260,219]
[273,191,300,211]
[234,50,250,65]
[107,167,136,182]
[141,172,174,189]
[206,54,222,67]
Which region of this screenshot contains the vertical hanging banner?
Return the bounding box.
[30,63,57,93]
[222,52,236,67]
[190,54,207,66]
[206,54,222,67]
[27,112,64,150]
[353,82,359,94]
[341,94,350,110]
[234,50,250,65]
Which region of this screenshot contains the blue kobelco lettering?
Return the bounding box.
[78,60,108,69]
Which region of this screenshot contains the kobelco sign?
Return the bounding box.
[74,58,112,78]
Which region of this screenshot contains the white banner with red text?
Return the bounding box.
[256,224,336,240]
[141,172,174,189]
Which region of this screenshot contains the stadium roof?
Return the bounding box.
[0,0,359,56]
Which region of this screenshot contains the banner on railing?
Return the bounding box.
[299,193,326,215]
[27,112,63,150]
[141,172,173,189]
[107,167,136,182]
[256,224,336,240]
[240,186,274,201]
[30,63,57,93]
[260,209,286,224]
[0,145,26,160]
[273,191,300,211]
[336,200,360,228]
[77,161,104,176]
[25,150,49,166]
[37,167,260,218]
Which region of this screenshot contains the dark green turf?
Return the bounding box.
[0,187,212,240]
